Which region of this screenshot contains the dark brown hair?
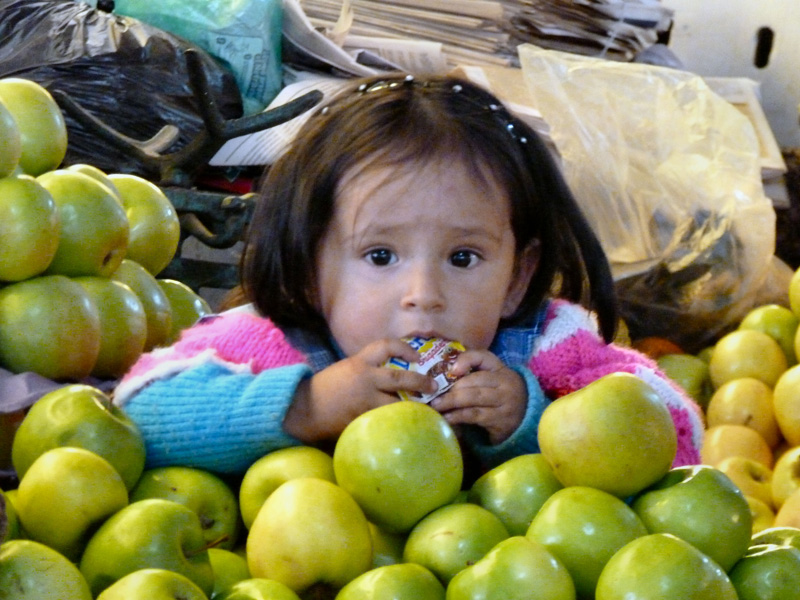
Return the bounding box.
[241,74,618,341]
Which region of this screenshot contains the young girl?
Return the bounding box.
[115,74,704,476]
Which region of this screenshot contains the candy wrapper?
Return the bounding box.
[385,337,466,403]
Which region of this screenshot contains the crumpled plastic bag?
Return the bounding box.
[519,44,778,352]
[0,0,243,176]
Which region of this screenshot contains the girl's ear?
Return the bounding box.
[501,240,540,318]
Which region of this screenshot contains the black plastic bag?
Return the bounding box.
[0,0,244,176]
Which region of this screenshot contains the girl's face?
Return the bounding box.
[314,158,539,357]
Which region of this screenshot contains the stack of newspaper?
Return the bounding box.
[298,0,673,69]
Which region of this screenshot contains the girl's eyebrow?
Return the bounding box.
[350,222,505,243]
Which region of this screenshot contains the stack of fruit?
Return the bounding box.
[3,372,800,599]
[0,77,211,382]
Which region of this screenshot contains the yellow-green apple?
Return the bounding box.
[246,477,372,595]
[446,535,575,600]
[772,364,800,446]
[333,401,463,533]
[656,352,713,410]
[130,466,240,550]
[468,453,563,536]
[65,164,121,201]
[15,447,128,562]
[74,276,147,379]
[0,489,6,544]
[0,539,93,600]
[217,578,302,600]
[790,265,800,319]
[728,543,800,600]
[403,503,509,585]
[0,488,20,542]
[239,445,335,530]
[537,372,677,498]
[369,522,407,568]
[0,78,67,176]
[739,303,799,366]
[594,533,737,600]
[208,548,250,599]
[716,456,774,507]
[751,525,800,551]
[747,496,776,534]
[706,377,782,448]
[0,174,59,282]
[631,464,752,571]
[109,174,180,276]
[37,169,129,277]
[157,279,212,344]
[0,274,101,379]
[79,498,215,597]
[701,424,774,469]
[3,488,22,540]
[112,259,173,351]
[772,446,800,509]
[336,563,445,600]
[96,568,209,600]
[526,485,647,599]
[774,488,800,528]
[709,329,788,389]
[11,383,146,490]
[0,97,21,177]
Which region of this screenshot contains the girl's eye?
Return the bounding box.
[366,248,396,266]
[450,250,479,268]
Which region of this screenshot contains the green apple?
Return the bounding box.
[728,543,800,600]
[595,533,737,600]
[0,489,7,543]
[790,266,800,319]
[0,78,67,176]
[337,563,445,600]
[468,453,563,536]
[208,548,250,598]
[157,279,213,344]
[773,446,800,509]
[446,535,574,600]
[709,329,788,389]
[239,445,335,530]
[0,488,20,542]
[369,522,407,568]
[0,97,21,177]
[11,383,146,490]
[656,352,714,410]
[0,174,59,282]
[333,401,463,533]
[15,447,129,562]
[537,372,677,498]
[0,274,101,379]
[80,498,215,597]
[739,303,799,366]
[112,258,173,351]
[716,455,774,508]
[751,526,800,551]
[37,169,129,277]
[246,477,372,595]
[109,174,180,276]
[74,276,148,379]
[772,364,800,446]
[526,485,646,599]
[706,377,781,448]
[748,496,776,534]
[0,539,93,600]
[631,464,752,571]
[217,578,302,600]
[131,466,240,550]
[65,164,121,201]
[403,503,509,585]
[96,568,209,600]
[3,488,23,540]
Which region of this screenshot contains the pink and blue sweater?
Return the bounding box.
[114,299,704,475]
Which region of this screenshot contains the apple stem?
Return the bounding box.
[185,533,230,558]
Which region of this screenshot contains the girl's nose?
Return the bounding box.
[400,264,445,311]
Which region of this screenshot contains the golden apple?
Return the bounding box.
[772,446,800,509]
[709,329,787,389]
[774,488,800,528]
[701,424,773,469]
[716,456,773,507]
[773,364,800,446]
[706,378,782,448]
[746,496,776,534]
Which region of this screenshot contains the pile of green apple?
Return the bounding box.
[0,77,212,382]
[3,374,800,600]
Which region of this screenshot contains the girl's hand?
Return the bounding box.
[429,350,527,445]
[283,338,437,445]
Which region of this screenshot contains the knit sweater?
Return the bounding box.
[114,299,704,475]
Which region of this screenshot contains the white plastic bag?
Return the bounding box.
[519,44,777,351]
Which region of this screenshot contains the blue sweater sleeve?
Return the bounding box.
[121,361,312,475]
[461,366,549,470]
